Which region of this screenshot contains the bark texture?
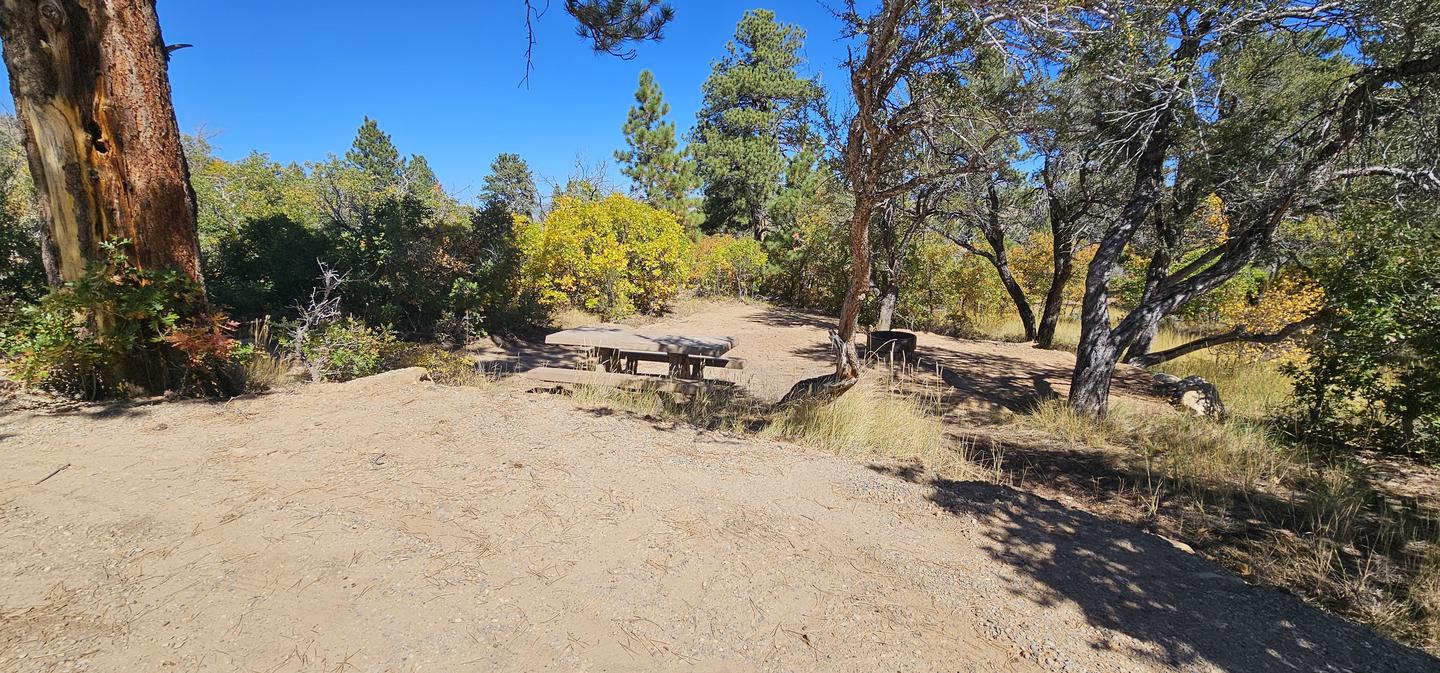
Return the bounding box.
[1035,243,1072,348]
[0,0,201,286]
[874,283,898,332]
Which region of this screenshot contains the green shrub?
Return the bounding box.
[1,241,239,398]
[282,317,400,382]
[1288,208,1440,458]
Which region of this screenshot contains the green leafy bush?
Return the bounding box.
[2,241,239,398]
[1289,201,1440,457]
[282,317,400,382]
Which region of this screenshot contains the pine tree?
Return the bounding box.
[346,117,404,187]
[482,153,540,220]
[690,9,819,239]
[404,154,441,196]
[615,70,697,220]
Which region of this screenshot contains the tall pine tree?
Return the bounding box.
[614,70,697,220]
[346,117,404,187]
[690,9,819,240]
[482,153,540,220]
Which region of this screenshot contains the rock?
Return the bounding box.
[341,367,433,387]
[1153,373,1227,421]
[1158,534,1195,554]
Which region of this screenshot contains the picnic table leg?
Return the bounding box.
[596,347,621,372]
[667,353,688,379]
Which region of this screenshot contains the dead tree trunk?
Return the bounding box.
[0,0,202,287]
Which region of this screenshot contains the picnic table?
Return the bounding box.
[522,324,743,394]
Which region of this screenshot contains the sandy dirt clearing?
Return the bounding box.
[475,301,1165,418]
[2,364,1434,673]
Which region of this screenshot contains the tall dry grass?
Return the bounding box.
[567,373,991,483]
[982,315,1293,419]
[1021,397,1440,654]
[235,319,296,392]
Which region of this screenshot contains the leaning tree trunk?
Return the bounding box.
[994,258,1037,341]
[0,0,202,287]
[1124,321,1159,363]
[1036,232,1074,349]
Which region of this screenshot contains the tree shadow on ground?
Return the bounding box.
[868,464,1440,673]
[545,381,775,435]
[917,347,1162,414]
[472,338,590,373]
[750,305,838,330]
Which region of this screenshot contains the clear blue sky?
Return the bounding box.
[1,2,850,201]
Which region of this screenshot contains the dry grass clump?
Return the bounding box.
[567,374,988,482]
[234,319,298,392]
[1021,397,1440,654]
[761,379,978,476]
[393,345,497,387]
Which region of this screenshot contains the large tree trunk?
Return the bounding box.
[837,195,873,347]
[0,0,202,287]
[1069,319,1121,416]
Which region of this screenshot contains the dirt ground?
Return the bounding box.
[3,302,1437,673]
[474,300,1165,415]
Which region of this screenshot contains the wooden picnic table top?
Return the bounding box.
[544,324,737,358]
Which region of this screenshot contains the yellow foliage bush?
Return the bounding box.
[1008,231,1095,307]
[898,236,1013,332]
[1216,271,1326,360]
[515,194,693,320]
[693,235,768,297]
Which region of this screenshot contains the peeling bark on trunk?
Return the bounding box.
[0,0,202,287]
[779,329,860,406]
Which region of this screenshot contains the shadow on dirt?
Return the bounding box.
[750,306,837,330]
[868,464,1440,673]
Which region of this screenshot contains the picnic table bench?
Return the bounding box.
[522,324,743,393]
